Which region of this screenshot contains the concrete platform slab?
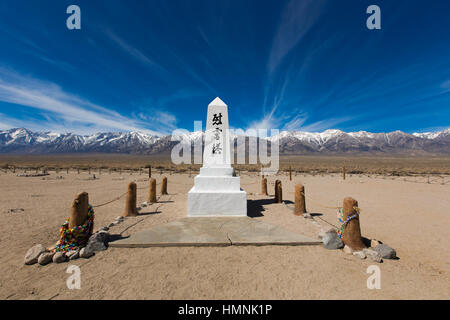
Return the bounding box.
[109,217,321,248]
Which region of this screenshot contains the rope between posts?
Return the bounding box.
[92,192,128,208]
[299,191,342,210]
[93,182,151,207]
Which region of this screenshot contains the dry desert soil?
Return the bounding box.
[0,168,449,300]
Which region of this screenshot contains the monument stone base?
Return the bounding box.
[187,187,247,217]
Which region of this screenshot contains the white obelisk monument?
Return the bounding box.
[187,97,247,216]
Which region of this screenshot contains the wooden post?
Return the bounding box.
[342,197,365,251]
[275,180,282,203]
[66,168,69,174]
[294,184,306,215]
[88,167,91,175]
[161,177,168,195]
[148,166,152,179]
[342,167,346,180]
[69,192,89,229]
[261,177,268,196]
[289,166,292,181]
[148,178,157,203]
[122,182,137,217]
[77,168,80,174]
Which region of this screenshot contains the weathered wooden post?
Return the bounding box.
[289,166,292,181]
[342,197,365,251]
[294,184,306,215]
[69,192,89,229]
[66,168,69,174]
[161,177,168,195]
[275,180,283,203]
[77,168,80,174]
[342,166,346,180]
[261,177,268,196]
[148,166,152,179]
[148,178,157,203]
[122,182,137,217]
[88,167,91,175]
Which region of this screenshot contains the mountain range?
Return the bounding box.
[0,127,449,155]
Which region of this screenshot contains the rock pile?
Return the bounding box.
[24,228,114,266]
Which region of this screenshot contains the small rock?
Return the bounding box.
[100,226,109,232]
[353,251,366,259]
[89,230,109,244]
[363,248,383,263]
[8,208,25,214]
[112,220,121,226]
[115,216,124,222]
[343,245,354,255]
[80,247,94,258]
[141,202,148,207]
[66,249,80,260]
[24,244,47,265]
[53,252,67,263]
[318,227,335,239]
[370,239,382,248]
[38,252,55,265]
[303,213,312,219]
[322,230,344,250]
[374,244,397,259]
[137,206,142,211]
[108,223,115,228]
[87,241,107,251]
[86,233,108,251]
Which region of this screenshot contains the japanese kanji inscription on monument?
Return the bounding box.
[203,98,232,168]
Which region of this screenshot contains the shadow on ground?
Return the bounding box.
[247,198,276,218]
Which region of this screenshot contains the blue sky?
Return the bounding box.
[0,0,449,135]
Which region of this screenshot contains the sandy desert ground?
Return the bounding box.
[0,169,449,300]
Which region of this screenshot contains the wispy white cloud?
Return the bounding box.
[103,28,167,74]
[282,113,308,131]
[268,0,325,75]
[298,116,353,132]
[441,80,450,93]
[0,69,175,135]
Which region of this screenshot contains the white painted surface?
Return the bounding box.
[188,187,247,217]
[194,176,241,191]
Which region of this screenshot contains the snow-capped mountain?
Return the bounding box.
[0,127,449,155]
